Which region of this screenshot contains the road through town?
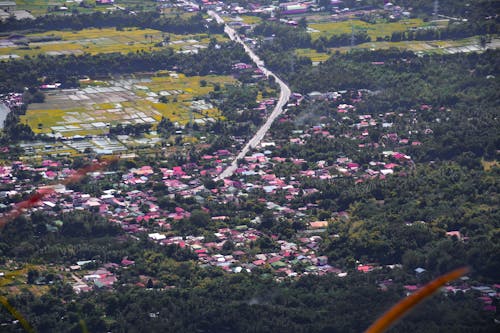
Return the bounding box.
[206,10,292,180]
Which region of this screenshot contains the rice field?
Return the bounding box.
[14,0,158,16]
[326,36,484,54]
[0,27,228,58]
[309,18,439,40]
[22,73,237,137]
[295,36,486,62]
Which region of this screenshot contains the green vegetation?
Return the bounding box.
[295,48,331,62]
[265,48,499,276]
[0,11,223,35]
[239,15,263,25]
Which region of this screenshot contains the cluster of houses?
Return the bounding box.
[174,0,411,22]
[70,259,135,293]
[0,88,444,283]
[0,122,451,291]
[146,225,347,279]
[0,92,23,110]
[410,277,499,313]
[0,96,498,313]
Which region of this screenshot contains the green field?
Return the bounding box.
[309,18,442,40]
[0,27,228,58]
[295,48,330,62]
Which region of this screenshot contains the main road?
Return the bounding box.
[205,9,292,180]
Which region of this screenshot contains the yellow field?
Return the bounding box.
[148,74,235,98]
[131,73,236,124]
[0,28,228,58]
[21,108,74,132]
[309,19,436,40]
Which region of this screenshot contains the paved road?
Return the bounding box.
[0,103,10,129]
[206,10,291,180]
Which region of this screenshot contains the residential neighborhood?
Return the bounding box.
[0,0,498,332]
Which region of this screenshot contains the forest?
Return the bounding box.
[2,271,498,332]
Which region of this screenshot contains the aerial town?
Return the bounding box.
[0,0,498,332]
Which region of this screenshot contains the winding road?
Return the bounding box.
[206,10,292,180]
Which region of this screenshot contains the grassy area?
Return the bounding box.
[309,18,439,40]
[22,73,236,136]
[22,108,73,133]
[0,264,59,298]
[0,27,228,58]
[295,48,331,62]
[239,15,263,25]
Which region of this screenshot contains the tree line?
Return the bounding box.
[0,11,223,35]
[0,40,250,94]
[389,21,498,42]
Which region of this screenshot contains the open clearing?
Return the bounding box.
[0,27,228,58]
[295,48,330,63]
[239,15,262,25]
[22,72,237,137]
